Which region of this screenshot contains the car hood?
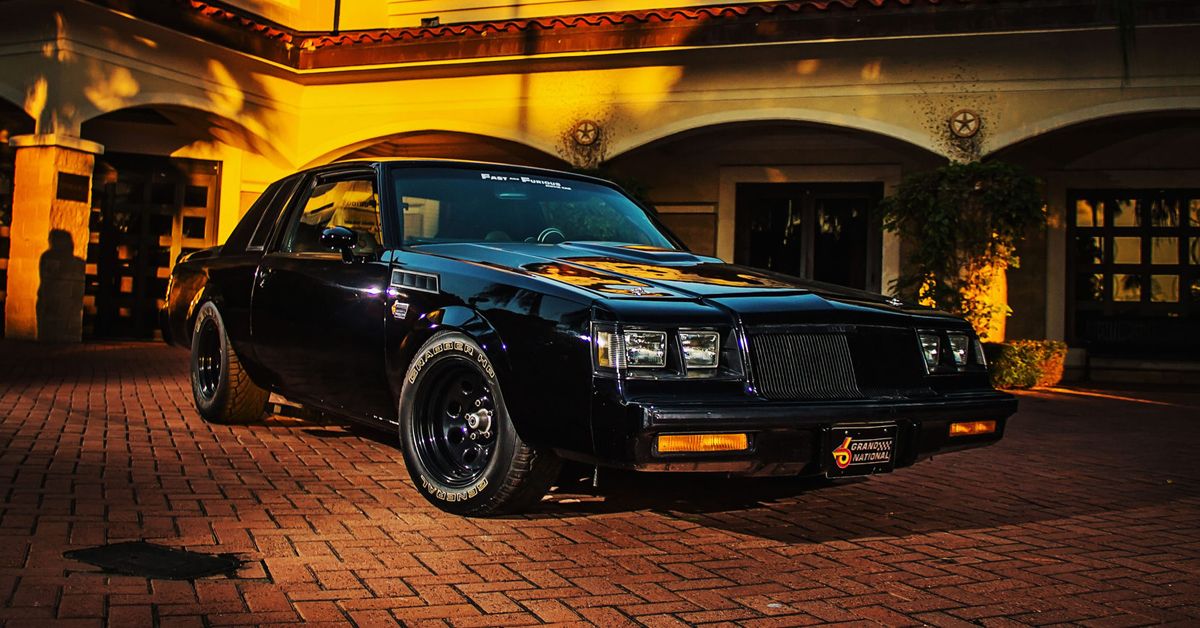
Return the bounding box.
[416,241,950,325]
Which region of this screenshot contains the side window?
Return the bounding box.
[247,175,299,251]
[285,175,382,255]
[222,179,281,253]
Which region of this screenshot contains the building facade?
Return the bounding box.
[1,0,1198,375]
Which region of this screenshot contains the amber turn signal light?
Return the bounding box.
[656,433,749,453]
[949,420,996,437]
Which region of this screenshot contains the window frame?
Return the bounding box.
[1066,188,1200,352]
[276,166,382,256]
[385,162,685,253]
[244,176,299,252]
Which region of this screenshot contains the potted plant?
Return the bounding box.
[880,161,1060,389]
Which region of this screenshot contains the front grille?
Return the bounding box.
[748,332,864,400]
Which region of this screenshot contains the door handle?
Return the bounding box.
[257,267,273,288]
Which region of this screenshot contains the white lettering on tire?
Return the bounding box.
[419,475,489,502]
[406,337,496,384]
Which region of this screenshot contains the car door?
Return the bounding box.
[250,166,393,420]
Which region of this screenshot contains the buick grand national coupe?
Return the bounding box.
[162,159,1016,515]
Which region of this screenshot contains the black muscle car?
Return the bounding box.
[162,159,1016,515]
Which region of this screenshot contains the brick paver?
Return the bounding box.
[2,341,1198,626]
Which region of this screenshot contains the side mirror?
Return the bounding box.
[320,226,357,263]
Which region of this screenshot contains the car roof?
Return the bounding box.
[316,157,614,188]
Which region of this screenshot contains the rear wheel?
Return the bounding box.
[190,302,268,424]
[399,332,559,516]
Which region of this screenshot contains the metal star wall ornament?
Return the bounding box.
[572,120,600,146]
[949,109,982,138]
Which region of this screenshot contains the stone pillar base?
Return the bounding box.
[3,134,103,342]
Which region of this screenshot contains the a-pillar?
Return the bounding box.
[3,134,104,342]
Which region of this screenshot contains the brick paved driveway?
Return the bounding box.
[1,341,1198,627]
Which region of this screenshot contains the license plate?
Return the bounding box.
[826,423,897,477]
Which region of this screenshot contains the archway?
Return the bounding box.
[82,103,280,163]
[322,130,569,170]
[990,110,1200,356]
[610,108,941,160]
[984,98,1200,157]
[79,105,240,339]
[302,124,565,170]
[603,120,943,294]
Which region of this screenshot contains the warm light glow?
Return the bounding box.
[595,330,616,368]
[860,59,883,81]
[794,59,821,75]
[949,421,996,437]
[24,77,47,124]
[657,433,749,453]
[207,60,245,115]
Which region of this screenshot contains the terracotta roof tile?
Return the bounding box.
[182,0,947,51]
[186,0,294,44]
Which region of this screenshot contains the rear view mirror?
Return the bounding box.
[320,226,357,263]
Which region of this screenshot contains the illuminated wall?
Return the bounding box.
[0,0,1198,343]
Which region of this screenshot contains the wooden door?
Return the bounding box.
[85,155,220,339]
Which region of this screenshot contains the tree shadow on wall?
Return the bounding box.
[36,229,85,342]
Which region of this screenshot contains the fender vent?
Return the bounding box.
[391,269,439,294]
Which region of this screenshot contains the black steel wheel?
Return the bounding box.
[399,332,560,516]
[413,362,497,487]
[190,302,268,425]
[194,317,223,401]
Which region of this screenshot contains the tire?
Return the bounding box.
[399,332,560,516]
[190,302,268,425]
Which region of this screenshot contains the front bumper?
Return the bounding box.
[584,389,1017,476]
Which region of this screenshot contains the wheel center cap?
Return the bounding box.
[466,408,492,433]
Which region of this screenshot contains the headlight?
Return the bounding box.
[973,337,987,366]
[594,328,622,369]
[593,326,668,370]
[946,333,970,365]
[592,324,730,376]
[679,331,719,369]
[918,333,941,370]
[624,330,667,368]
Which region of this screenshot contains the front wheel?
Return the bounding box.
[190,302,268,425]
[399,332,559,516]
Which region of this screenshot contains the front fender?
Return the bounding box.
[388,304,593,454]
[387,305,519,416]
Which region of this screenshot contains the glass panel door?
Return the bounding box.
[812,196,874,289]
[87,154,220,339]
[735,182,882,291]
[1067,189,1200,357]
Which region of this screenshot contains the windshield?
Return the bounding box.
[390,166,677,249]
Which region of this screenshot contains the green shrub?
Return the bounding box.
[880,161,1044,339]
[984,340,1068,389]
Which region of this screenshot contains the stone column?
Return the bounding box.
[3,134,104,342]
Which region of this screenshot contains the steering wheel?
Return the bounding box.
[535,227,566,244]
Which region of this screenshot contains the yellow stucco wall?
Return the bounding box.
[2,0,1200,342]
[6,2,1198,177]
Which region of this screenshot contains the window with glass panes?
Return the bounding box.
[1068,189,1200,356]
